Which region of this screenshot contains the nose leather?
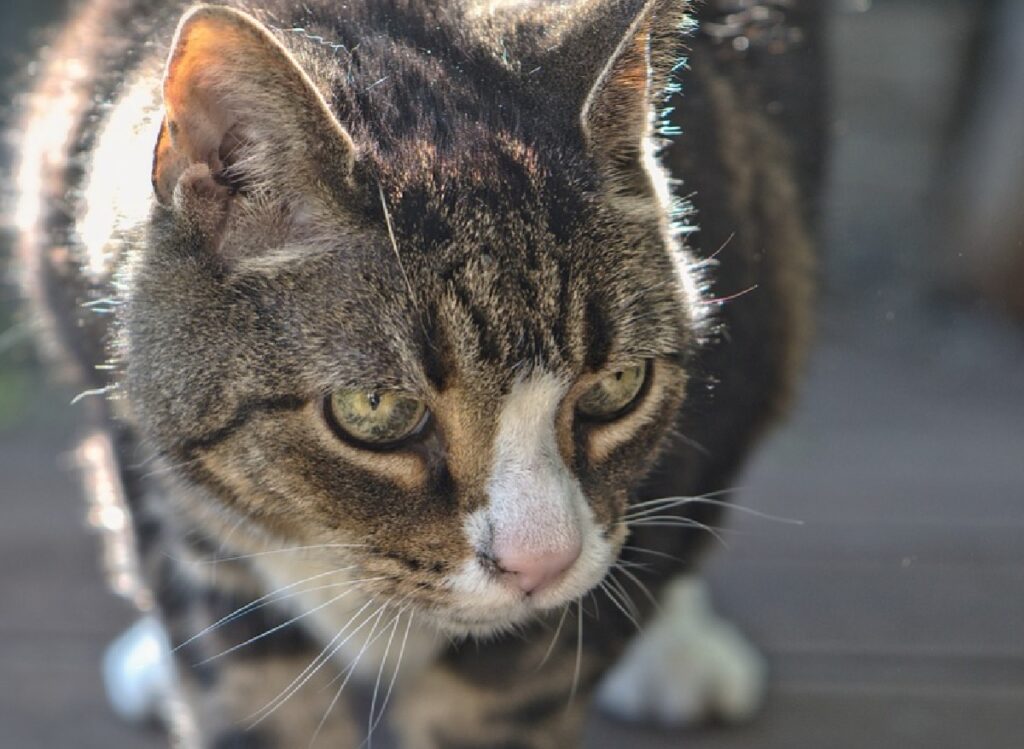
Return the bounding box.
[494,540,582,595]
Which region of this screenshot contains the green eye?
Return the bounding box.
[576,363,649,421]
[326,389,429,448]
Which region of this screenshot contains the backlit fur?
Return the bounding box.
[10,1,824,746]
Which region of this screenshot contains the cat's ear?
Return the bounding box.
[578,0,690,200]
[152,5,355,208]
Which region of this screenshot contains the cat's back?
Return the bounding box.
[12,0,180,384]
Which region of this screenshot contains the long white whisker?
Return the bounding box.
[626,488,738,513]
[308,603,393,747]
[174,567,359,652]
[676,495,805,525]
[626,494,803,527]
[567,599,583,712]
[247,597,380,727]
[537,604,569,670]
[599,580,641,632]
[365,607,402,749]
[614,563,660,613]
[363,609,415,748]
[621,544,684,564]
[606,570,641,621]
[372,610,411,741]
[625,516,729,546]
[195,581,381,666]
[625,496,733,521]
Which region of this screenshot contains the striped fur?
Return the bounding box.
[11,0,823,746]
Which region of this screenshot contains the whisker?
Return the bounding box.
[536,605,570,671]
[248,598,381,728]
[613,564,660,614]
[195,580,384,666]
[71,384,117,405]
[625,488,738,514]
[320,601,416,694]
[671,495,805,526]
[625,516,729,547]
[174,567,360,652]
[707,230,736,261]
[606,570,641,622]
[567,599,583,712]
[307,602,397,746]
[621,544,686,564]
[365,608,402,749]
[705,283,759,306]
[363,609,415,749]
[599,580,641,633]
[626,493,803,527]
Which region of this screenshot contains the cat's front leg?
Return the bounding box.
[596,575,766,726]
[392,611,616,749]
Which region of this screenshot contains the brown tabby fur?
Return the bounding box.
[10,0,824,746]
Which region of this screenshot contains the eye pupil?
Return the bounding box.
[367,392,381,410]
[615,371,624,381]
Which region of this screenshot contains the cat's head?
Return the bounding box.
[125,0,704,635]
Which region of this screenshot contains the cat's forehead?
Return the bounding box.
[375,130,591,246]
[330,170,688,389]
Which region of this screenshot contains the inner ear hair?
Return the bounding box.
[151,4,355,211]
[580,0,691,199]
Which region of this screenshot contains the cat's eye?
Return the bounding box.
[325,389,429,449]
[576,362,650,422]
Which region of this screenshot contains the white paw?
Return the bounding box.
[596,576,766,726]
[103,616,175,724]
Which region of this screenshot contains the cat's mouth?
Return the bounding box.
[427,536,620,636]
[426,600,555,637]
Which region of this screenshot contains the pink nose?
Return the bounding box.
[494,541,582,595]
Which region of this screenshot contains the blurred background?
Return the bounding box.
[1,0,1022,747]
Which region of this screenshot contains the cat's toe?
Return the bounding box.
[595,575,766,727]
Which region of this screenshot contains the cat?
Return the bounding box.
[10,0,823,746]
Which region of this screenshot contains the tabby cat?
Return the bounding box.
[11,0,823,746]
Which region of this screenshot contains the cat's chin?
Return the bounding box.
[426,578,609,638]
[426,603,555,639]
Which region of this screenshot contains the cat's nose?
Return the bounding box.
[495,541,582,595]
